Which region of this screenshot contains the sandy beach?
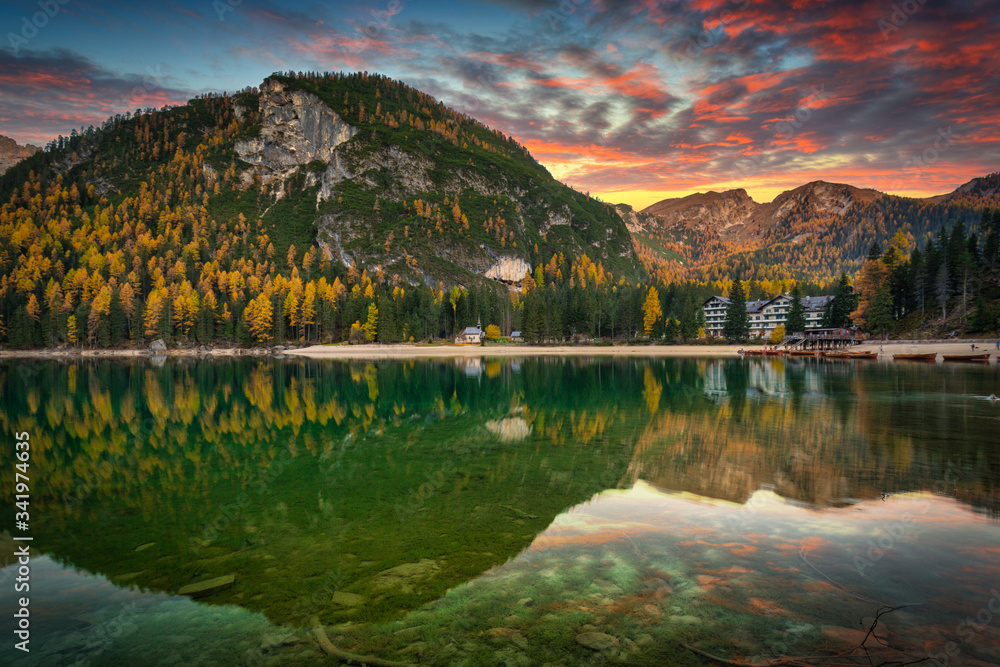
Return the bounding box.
[287,339,1000,360]
[851,341,1000,357]
[0,347,259,359]
[286,343,747,359]
[2,340,997,361]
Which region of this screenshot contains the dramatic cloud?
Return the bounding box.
[0,48,193,145]
[0,0,997,204]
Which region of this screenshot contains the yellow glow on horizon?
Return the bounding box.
[594,185,947,211]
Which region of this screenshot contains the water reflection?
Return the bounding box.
[0,357,998,665]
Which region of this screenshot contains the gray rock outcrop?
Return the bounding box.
[484,256,531,283]
[235,78,357,178]
[0,135,41,175]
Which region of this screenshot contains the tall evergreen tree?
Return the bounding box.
[923,241,940,314]
[786,284,807,333]
[723,281,750,341]
[909,246,925,315]
[825,274,856,327]
[679,296,699,340]
[946,221,968,300]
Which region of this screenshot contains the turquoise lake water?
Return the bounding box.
[1,356,999,665]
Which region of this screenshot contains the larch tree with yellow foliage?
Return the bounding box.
[244,293,274,344]
[300,282,317,341]
[362,302,378,341]
[643,286,662,337]
[144,290,166,338]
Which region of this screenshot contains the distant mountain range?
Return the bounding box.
[1,69,996,293]
[629,173,999,282]
[0,135,40,175]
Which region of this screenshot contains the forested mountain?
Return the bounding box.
[851,210,1000,336]
[0,71,644,348]
[634,178,994,285]
[1,67,996,349]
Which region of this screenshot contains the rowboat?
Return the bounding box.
[848,351,878,360]
[788,350,816,357]
[742,349,765,356]
[941,354,990,363]
[821,351,851,359]
[892,353,937,361]
[763,349,785,356]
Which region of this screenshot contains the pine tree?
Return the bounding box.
[946,221,967,298]
[675,296,695,340]
[827,274,856,327]
[723,281,750,341]
[661,317,676,342]
[786,284,807,333]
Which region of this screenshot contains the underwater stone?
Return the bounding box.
[330,592,365,607]
[487,628,528,649]
[668,614,701,625]
[400,641,429,655]
[178,574,236,597]
[373,559,440,592]
[576,632,620,651]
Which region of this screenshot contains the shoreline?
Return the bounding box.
[0,340,997,361]
[286,344,747,359]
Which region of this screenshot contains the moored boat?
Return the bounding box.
[788,350,816,357]
[941,354,990,363]
[848,351,878,360]
[821,350,851,359]
[892,353,937,361]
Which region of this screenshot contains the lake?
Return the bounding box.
[1,356,999,666]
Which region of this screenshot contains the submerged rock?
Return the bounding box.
[178,574,236,597]
[372,559,440,593]
[487,628,528,649]
[485,417,532,442]
[330,591,364,607]
[668,614,701,625]
[576,632,619,651]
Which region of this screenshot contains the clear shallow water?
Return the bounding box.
[1,357,999,666]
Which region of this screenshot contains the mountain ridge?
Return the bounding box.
[631,174,996,282]
[0,135,40,175]
[235,72,641,287]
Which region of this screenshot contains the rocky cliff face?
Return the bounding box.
[235,79,357,182]
[757,181,875,224]
[484,256,531,283]
[228,73,640,287]
[0,135,41,175]
[924,172,1000,208]
[613,204,653,234]
[639,182,882,243]
[641,189,757,238]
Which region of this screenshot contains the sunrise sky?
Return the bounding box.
[1,0,997,208]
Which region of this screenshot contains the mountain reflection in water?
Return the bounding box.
[1,356,998,666]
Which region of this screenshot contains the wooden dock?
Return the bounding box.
[782,328,864,352]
